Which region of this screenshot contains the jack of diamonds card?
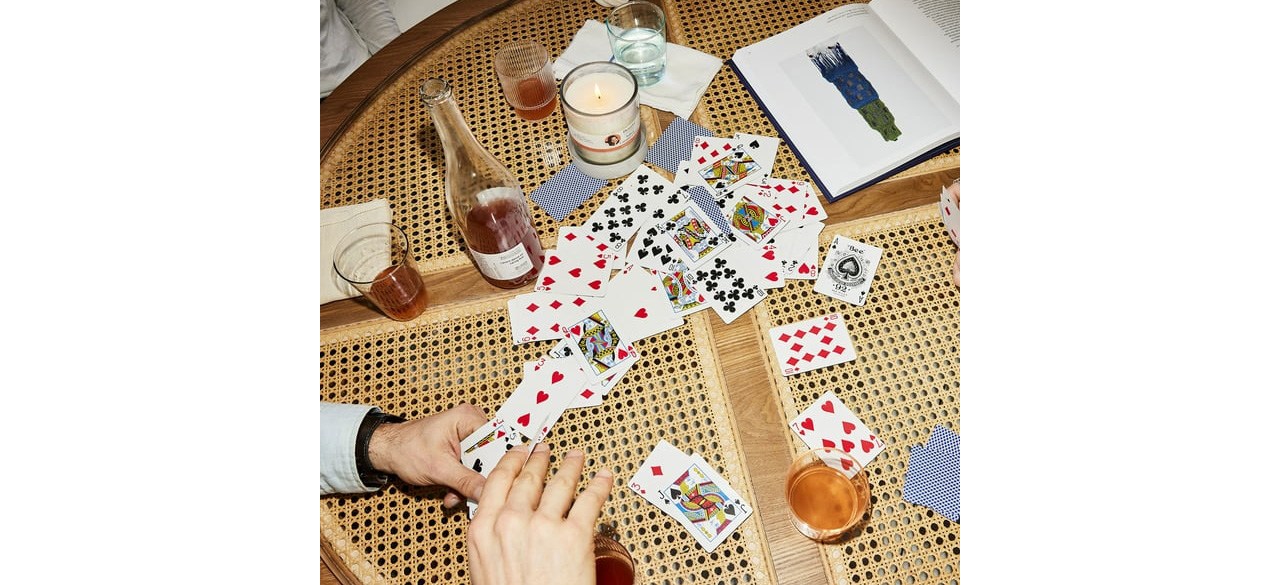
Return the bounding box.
[789,390,885,470]
[813,235,883,306]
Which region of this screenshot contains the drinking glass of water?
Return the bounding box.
[605,1,667,87]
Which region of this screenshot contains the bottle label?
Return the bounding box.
[471,245,534,280]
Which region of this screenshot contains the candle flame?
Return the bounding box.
[593,83,602,99]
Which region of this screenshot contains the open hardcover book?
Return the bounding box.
[729,0,959,202]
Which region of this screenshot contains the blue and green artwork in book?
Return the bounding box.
[807,43,901,142]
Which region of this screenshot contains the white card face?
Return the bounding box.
[732,133,781,177]
[582,165,681,250]
[535,244,612,297]
[599,264,684,341]
[939,186,960,245]
[752,244,786,289]
[773,222,823,280]
[768,312,857,376]
[744,177,827,225]
[629,440,694,508]
[660,456,754,552]
[561,309,640,383]
[688,243,770,324]
[493,357,586,442]
[660,204,732,270]
[558,226,625,268]
[507,291,602,344]
[813,235,883,306]
[788,390,886,470]
[654,261,712,316]
[688,135,771,195]
[460,418,526,519]
[725,192,788,247]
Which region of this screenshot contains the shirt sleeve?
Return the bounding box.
[320,402,381,495]
[334,0,402,54]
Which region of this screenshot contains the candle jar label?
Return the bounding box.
[568,118,641,164]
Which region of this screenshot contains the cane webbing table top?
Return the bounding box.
[321,299,776,585]
[758,205,960,585]
[318,0,958,274]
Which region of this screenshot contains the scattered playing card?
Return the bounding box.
[507,291,601,344]
[629,440,693,508]
[789,390,885,470]
[939,186,960,246]
[743,177,827,225]
[460,418,526,518]
[562,309,640,383]
[646,117,713,174]
[493,357,586,442]
[768,313,857,376]
[902,425,960,522]
[655,261,712,316]
[772,222,823,280]
[599,264,684,341]
[688,244,770,324]
[629,441,754,553]
[753,244,786,289]
[813,235,883,305]
[534,242,612,298]
[660,203,733,269]
[530,164,607,221]
[689,135,769,196]
[583,166,681,250]
[725,192,788,247]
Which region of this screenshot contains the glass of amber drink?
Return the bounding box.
[593,524,635,585]
[332,222,429,321]
[785,447,871,542]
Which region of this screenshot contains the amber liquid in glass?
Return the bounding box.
[514,77,557,120]
[593,535,634,585]
[464,197,544,288]
[787,463,868,531]
[366,263,429,320]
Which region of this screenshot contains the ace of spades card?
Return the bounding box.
[562,309,639,383]
[814,235,884,306]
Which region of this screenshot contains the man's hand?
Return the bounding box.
[466,443,614,585]
[367,402,488,508]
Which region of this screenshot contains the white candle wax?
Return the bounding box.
[564,72,633,116]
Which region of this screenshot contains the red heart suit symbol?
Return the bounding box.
[800,418,815,431]
[861,439,875,453]
[843,421,856,434]
[821,401,835,413]
[762,250,776,260]
[798,264,811,275]
[841,439,855,453]
[594,258,607,269]
[548,255,561,265]
[551,371,564,384]
[765,272,779,282]
[588,280,602,290]
[535,390,549,404]
[517,413,530,426]
[635,308,648,318]
[569,267,582,278]
[541,276,555,286]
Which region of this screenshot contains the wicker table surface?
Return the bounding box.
[320,1,960,584]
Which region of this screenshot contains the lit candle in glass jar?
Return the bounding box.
[560,62,642,168]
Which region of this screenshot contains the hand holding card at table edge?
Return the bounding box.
[366,402,491,509]
[467,443,615,585]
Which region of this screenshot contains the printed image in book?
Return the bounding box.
[730,0,959,202]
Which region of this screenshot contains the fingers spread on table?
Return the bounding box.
[538,449,586,519]
[568,468,614,528]
[474,443,532,516]
[506,442,551,511]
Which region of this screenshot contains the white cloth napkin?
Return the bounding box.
[553,19,722,119]
[320,199,392,304]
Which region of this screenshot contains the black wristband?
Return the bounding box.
[355,410,406,488]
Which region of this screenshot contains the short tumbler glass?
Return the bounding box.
[784,447,871,542]
[606,1,667,87]
[493,40,558,120]
[332,222,429,321]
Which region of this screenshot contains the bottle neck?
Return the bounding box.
[425,94,475,164]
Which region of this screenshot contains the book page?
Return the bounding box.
[731,4,958,199]
[870,0,960,101]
